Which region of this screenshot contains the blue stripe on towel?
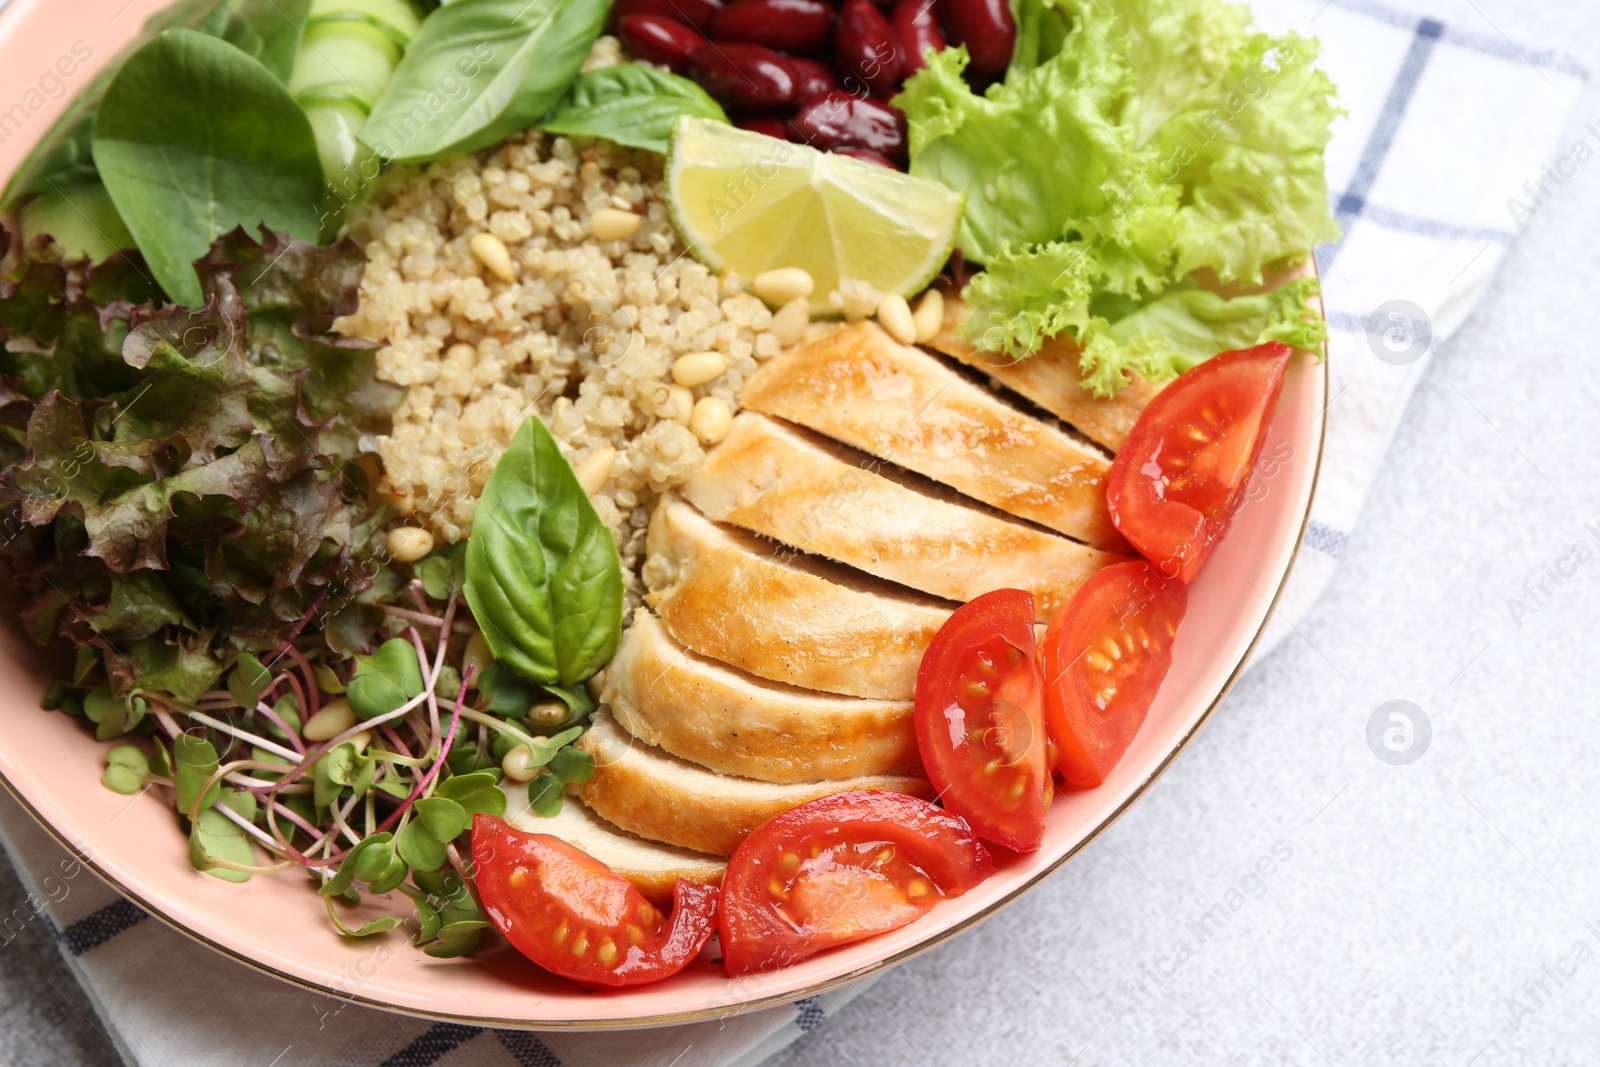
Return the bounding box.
[1357,205,1514,245]
[1305,521,1349,559]
[379,1023,484,1067]
[1329,0,1588,78]
[795,996,827,1032]
[57,898,146,956]
[1319,18,1445,271]
[496,1031,565,1067]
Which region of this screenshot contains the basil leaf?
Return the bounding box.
[435,772,508,818]
[347,637,426,720]
[91,29,325,306]
[361,0,608,164]
[538,63,727,153]
[464,416,622,686]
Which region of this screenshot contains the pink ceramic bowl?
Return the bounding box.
[0,0,1328,1030]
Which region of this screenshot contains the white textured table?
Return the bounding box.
[3,0,1597,1064]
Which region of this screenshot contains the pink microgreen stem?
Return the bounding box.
[373,668,472,837]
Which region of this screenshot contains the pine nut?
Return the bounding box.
[301,698,356,742]
[528,702,569,728]
[672,351,727,387]
[690,396,733,444]
[877,293,917,344]
[912,288,945,342]
[589,208,642,242]
[502,744,539,782]
[462,632,494,686]
[664,384,695,422]
[573,447,616,495]
[770,297,810,347]
[752,267,814,307]
[469,232,515,281]
[387,526,435,563]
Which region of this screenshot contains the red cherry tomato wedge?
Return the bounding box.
[1041,561,1188,789]
[913,588,1048,851]
[1106,342,1293,582]
[719,791,991,976]
[471,814,718,987]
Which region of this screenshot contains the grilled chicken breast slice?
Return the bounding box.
[503,789,725,905]
[604,610,920,783]
[576,711,931,856]
[681,413,1128,622]
[741,320,1124,548]
[925,294,1161,453]
[643,494,950,701]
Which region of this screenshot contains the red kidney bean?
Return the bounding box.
[734,115,790,139]
[784,56,841,101]
[835,0,903,98]
[689,42,797,109]
[786,91,907,160]
[609,0,724,35]
[835,146,900,169]
[710,0,834,55]
[616,15,705,73]
[891,0,946,73]
[938,0,1014,79]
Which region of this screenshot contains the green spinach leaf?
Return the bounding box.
[91,29,324,306]
[1,0,311,223]
[464,416,622,686]
[538,63,726,153]
[361,0,608,164]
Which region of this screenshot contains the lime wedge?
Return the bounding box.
[666,117,963,314]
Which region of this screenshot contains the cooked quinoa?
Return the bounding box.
[335,127,784,606]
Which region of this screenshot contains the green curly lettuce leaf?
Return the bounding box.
[896,0,1340,391]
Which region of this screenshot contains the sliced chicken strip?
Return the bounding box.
[576,711,931,856]
[604,610,919,784]
[643,494,950,701]
[681,413,1129,622]
[925,293,1161,453]
[502,787,725,906]
[741,320,1125,548]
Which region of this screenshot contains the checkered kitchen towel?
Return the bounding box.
[0,0,1586,1064]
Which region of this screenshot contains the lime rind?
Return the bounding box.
[665,117,963,314]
